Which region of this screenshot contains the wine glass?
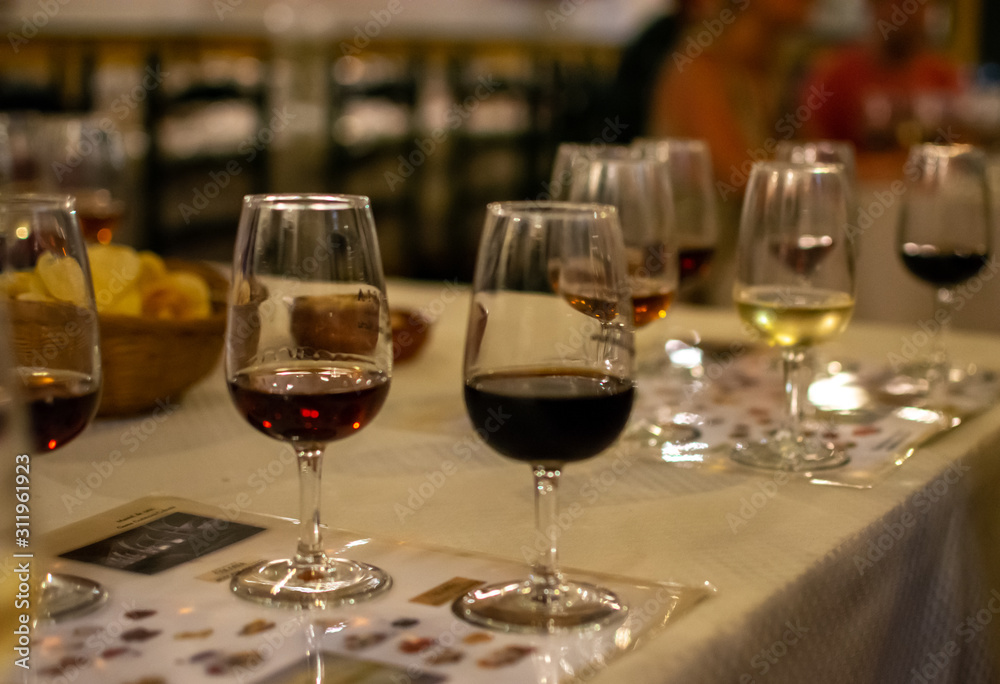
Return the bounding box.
[732,162,857,471]
[630,138,718,445]
[631,138,719,291]
[0,194,106,619]
[564,155,693,444]
[895,143,993,400]
[547,142,633,201]
[774,140,857,184]
[225,194,393,608]
[773,140,859,415]
[36,114,127,245]
[455,201,636,632]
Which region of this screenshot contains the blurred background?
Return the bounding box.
[0,0,997,324]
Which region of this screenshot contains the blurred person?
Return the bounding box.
[645,0,815,304]
[796,0,967,181]
[604,0,701,142]
[647,0,814,192]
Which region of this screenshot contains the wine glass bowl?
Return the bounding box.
[894,143,992,398]
[455,201,636,633]
[225,194,393,609]
[732,162,857,471]
[631,138,719,290]
[0,193,106,620]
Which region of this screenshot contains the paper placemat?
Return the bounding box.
[31,497,715,684]
[629,343,999,488]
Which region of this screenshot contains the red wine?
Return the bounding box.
[22,369,100,452]
[229,365,389,445]
[679,246,715,284]
[900,244,989,287]
[770,235,834,275]
[464,369,634,464]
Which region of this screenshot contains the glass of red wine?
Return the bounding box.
[0,194,106,619]
[225,194,393,608]
[455,201,636,632]
[895,143,992,400]
[631,138,718,290]
[732,162,857,471]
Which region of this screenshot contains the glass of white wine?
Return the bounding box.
[732,162,857,471]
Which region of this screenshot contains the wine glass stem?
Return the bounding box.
[295,447,327,567]
[530,463,564,601]
[932,286,953,369]
[782,347,807,459]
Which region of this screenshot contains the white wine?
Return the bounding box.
[736,285,854,347]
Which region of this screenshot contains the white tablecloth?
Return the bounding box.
[22,278,1000,683]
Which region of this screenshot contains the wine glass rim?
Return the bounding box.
[243,193,371,209]
[751,160,849,175]
[632,137,711,152]
[908,142,984,158]
[0,192,75,209]
[488,200,618,219]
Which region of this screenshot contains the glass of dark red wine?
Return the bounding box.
[455,201,636,632]
[225,194,393,608]
[0,194,106,620]
[895,143,992,399]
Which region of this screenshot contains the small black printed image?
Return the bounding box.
[60,512,264,575]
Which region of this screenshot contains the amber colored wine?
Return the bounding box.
[76,192,124,245]
[21,369,100,452]
[464,369,634,464]
[229,364,389,444]
[562,290,620,321]
[631,289,675,328]
[736,285,854,347]
[900,243,988,287]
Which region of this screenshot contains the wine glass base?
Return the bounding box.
[628,419,702,447]
[452,578,627,633]
[731,440,849,472]
[40,573,108,622]
[231,557,391,609]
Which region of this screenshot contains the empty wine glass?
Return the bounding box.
[894,143,992,401]
[0,194,106,619]
[547,142,633,201]
[455,201,635,632]
[774,140,857,184]
[225,194,393,608]
[732,163,857,471]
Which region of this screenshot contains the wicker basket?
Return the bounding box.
[97,260,227,417]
